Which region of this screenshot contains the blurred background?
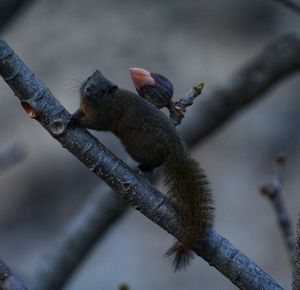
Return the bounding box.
[0,0,300,289]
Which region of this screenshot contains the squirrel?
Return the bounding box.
[70,70,214,271]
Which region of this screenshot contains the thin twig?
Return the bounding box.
[0,141,25,174]
[0,38,284,290]
[261,154,294,264]
[0,259,27,290]
[168,82,204,126]
[273,0,300,16]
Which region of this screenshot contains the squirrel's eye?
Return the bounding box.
[84,84,96,96]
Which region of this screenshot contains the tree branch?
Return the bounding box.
[26,31,300,290]
[0,0,34,32]
[273,0,300,16]
[0,38,285,290]
[261,154,294,265]
[0,259,27,290]
[31,80,205,289]
[183,32,300,146]
[30,188,127,290]
[168,81,204,126]
[0,141,25,174]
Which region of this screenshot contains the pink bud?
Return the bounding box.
[129,68,155,90]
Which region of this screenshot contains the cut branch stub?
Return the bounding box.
[50,119,66,136]
[20,100,38,118]
[21,96,68,137]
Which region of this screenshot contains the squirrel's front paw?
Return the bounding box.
[67,117,80,130]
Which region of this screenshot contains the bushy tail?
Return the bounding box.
[164,146,214,271]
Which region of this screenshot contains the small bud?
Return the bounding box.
[119,283,129,290]
[260,184,276,198]
[194,82,205,94]
[275,153,286,165]
[129,68,155,89]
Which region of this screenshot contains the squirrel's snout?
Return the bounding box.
[82,83,96,99]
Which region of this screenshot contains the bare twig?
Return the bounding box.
[261,154,294,264]
[273,0,300,16]
[293,214,300,290]
[0,141,25,174]
[168,82,204,126]
[0,259,27,290]
[0,38,284,290]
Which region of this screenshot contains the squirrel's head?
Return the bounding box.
[80,70,118,102]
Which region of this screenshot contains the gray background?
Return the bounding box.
[1,0,300,289]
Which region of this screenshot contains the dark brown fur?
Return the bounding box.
[72,71,214,270]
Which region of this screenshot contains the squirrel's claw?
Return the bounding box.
[67,117,80,130]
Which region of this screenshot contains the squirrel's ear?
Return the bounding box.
[94,70,103,77]
[109,85,118,95]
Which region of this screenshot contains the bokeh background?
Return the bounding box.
[1,0,300,289]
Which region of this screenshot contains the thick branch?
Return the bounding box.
[0,259,27,290]
[31,79,205,289]
[183,33,300,146]
[28,31,300,290]
[0,39,284,290]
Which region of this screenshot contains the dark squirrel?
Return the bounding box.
[71,70,214,271]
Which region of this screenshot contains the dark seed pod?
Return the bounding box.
[129,68,173,109]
